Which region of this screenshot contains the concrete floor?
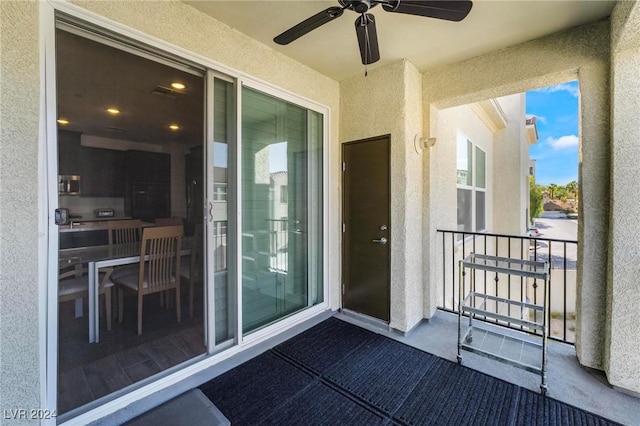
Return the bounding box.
[337,310,640,426]
[124,309,640,426]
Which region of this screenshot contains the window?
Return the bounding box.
[213,183,227,201]
[456,134,487,233]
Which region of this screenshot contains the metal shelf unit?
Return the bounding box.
[456,253,550,394]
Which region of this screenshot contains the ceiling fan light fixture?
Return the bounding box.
[106,107,120,115]
[169,124,180,131]
[57,118,70,125]
[170,82,186,90]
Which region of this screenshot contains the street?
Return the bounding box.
[533,214,578,241]
[530,215,578,267]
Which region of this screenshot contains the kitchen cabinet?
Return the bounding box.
[80,147,125,197]
[58,130,82,175]
[123,150,171,221]
[59,229,108,249]
[125,150,170,184]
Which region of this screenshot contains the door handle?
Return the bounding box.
[372,237,388,244]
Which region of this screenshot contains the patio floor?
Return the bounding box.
[125,309,640,425]
[337,310,640,426]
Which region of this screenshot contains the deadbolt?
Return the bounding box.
[380,225,388,231]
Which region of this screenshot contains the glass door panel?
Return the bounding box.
[241,87,323,334]
[209,77,235,345]
[55,26,207,416]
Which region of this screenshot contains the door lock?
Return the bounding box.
[372,237,388,244]
[380,225,388,231]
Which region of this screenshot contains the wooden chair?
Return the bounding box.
[115,225,183,335]
[180,223,203,318]
[108,219,143,280]
[155,217,183,227]
[107,219,142,245]
[59,267,115,331]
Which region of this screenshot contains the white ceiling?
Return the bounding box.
[186,0,616,81]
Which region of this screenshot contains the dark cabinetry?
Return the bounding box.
[58,130,82,176]
[80,146,125,197]
[59,230,108,249]
[184,145,203,236]
[125,150,171,184]
[124,150,171,222]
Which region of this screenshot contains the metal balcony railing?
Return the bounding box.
[436,229,578,344]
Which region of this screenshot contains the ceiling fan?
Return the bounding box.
[274,0,473,65]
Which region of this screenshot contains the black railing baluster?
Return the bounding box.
[564,242,568,342]
[436,229,577,345]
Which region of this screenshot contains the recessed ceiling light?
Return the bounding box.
[171,82,186,90]
[57,118,70,125]
[169,124,180,131]
[106,107,120,115]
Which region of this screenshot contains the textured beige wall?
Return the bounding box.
[421,21,610,373]
[1,0,341,418]
[340,59,424,332]
[0,0,42,421]
[606,0,640,394]
[492,94,528,236]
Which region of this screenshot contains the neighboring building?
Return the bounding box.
[2,1,640,424]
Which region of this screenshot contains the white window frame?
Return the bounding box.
[456,133,487,233]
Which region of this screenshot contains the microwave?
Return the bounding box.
[58,175,81,195]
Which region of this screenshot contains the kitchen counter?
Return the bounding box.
[59,218,154,233]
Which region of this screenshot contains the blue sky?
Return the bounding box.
[526,81,579,186]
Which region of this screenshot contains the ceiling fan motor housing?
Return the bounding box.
[340,0,374,14]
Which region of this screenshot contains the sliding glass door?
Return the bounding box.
[240,86,323,334]
[50,15,326,420]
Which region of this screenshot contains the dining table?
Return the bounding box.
[59,238,192,343]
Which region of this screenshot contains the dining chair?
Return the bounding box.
[180,223,203,318]
[59,266,115,331]
[107,219,142,245]
[155,217,183,227]
[115,225,183,335]
[108,219,143,280]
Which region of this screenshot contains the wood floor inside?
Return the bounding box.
[57,284,206,414]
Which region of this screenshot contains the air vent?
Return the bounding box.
[151,85,185,98]
[106,126,128,134]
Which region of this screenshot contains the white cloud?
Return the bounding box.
[546,135,579,150]
[533,83,579,98]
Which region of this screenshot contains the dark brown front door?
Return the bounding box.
[342,135,390,322]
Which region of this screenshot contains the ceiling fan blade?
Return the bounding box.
[382,0,473,22]
[355,14,380,65]
[274,7,344,45]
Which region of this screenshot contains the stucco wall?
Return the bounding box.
[492,94,529,236]
[340,60,424,332]
[607,0,640,394]
[421,21,610,373]
[0,1,42,422]
[1,0,341,419]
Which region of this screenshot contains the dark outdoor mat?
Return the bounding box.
[324,336,438,416]
[273,316,380,374]
[515,387,621,426]
[394,357,519,426]
[260,381,388,426]
[201,317,621,426]
[199,351,314,425]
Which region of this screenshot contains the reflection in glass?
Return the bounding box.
[241,87,323,334]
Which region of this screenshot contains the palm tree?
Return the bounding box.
[548,183,558,200]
